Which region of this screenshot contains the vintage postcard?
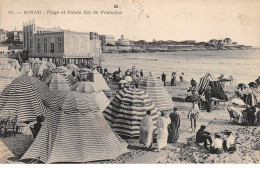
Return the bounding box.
[0,0,260,166]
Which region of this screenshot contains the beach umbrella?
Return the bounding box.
[34,63,48,77]
[71,82,110,112]
[0,140,15,163]
[103,87,160,137]
[248,82,258,89]
[87,68,110,91]
[45,71,71,91]
[67,63,78,70]
[45,62,56,70]
[12,76,50,100]
[119,80,127,84]
[0,81,46,122]
[20,63,32,76]
[8,59,20,69]
[138,75,174,111]
[231,98,246,106]
[21,91,129,163]
[124,76,133,82]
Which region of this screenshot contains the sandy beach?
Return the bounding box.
[1,79,259,164]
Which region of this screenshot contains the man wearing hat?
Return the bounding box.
[210,133,223,154]
[195,125,212,149]
[205,86,212,112]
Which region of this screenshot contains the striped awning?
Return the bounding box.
[45,72,71,91]
[0,140,15,164]
[21,91,129,163]
[102,87,160,137]
[12,76,51,100]
[0,81,46,122]
[71,82,110,112]
[138,75,174,111]
[198,72,217,90]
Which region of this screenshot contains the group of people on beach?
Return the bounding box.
[161,72,185,86]
[196,125,236,154]
[139,107,180,152]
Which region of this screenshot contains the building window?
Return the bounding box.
[37,43,41,53]
[58,37,62,42]
[50,43,54,53]
[58,43,62,52]
[44,38,47,53]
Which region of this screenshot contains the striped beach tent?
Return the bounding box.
[71,82,110,112]
[0,81,46,122]
[45,69,71,91]
[0,140,15,164]
[138,75,174,111]
[198,72,228,101]
[21,91,129,163]
[102,87,160,138]
[198,72,217,90]
[12,76,51,100]
[209,81,228,101]
[87,68,110,91]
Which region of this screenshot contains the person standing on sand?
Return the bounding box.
[179,73,184,82]
[171,72,176,86]
[190,78,197,87]
[140,70,144,77]
[139,110,155,149]
[162,72,166,86]
[168,107,180,143]
[188,102,200,132]
[205,86,212,112]
[156,111,171,152]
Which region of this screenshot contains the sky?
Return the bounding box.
[0,0,260,46]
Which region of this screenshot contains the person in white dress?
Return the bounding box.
[156,111,171,152]
[139,110,155,149]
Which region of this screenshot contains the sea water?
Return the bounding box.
[101,49,260,84]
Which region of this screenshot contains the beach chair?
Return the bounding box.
[227,108,239,124]
[0,115,18,137]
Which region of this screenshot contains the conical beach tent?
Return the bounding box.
[138,75,174,111]
[87,68,110,91]
[0,81,46,122]
[12,76,51,100]
[45,69,71,91]
[103,87,160,137]
[21,91,129,163]
[71,82,110,112]
[0,140,15,164]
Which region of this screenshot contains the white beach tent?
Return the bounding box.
[71,82,110,112]
[87,68,110,91]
